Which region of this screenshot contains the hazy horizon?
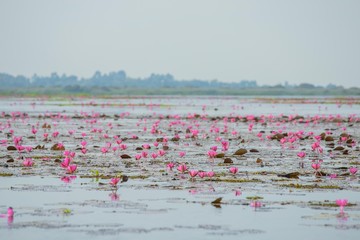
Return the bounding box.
[1,0,359,87]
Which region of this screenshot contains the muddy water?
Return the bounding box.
[0,96,360,239]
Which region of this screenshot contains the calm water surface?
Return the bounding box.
[1,96,359,239]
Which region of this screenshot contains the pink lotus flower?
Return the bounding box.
[0,207,14,218]
[63,150,71,157]
[80,141,87,147]
[153,142,159,147]
[131,134,138,139]
[23,158,34,167]
[198,171,207,178]
[311,163,321,171]
[177,164,188,173]
[311,142,323,153]
[189,189,198,194]
[349,166,358,175]
[7,207,14,217]
[110,177,120,186]
[52,131,59,138]
[235,189,242,196]
[135,154,142,160]
[81,148,87,154]
[61,157,71,168]
[151,152,158,160]
[189,170,198,178]
[141,151,148,158]
[142,144,150,149]
[221,141,229,151]
[16,145,25,152]
[314,135,322,142]
[167,162,175,170]
[210,146,218,151]
[329,173,337,179]
[119,144,127,150]
[158,149,166,156]
[229,167,238,175]
[0,139,7,146]
[31,128,38,135]
[101,147,108,154]
[67,164,77,174]
[297,152,306,158]
[207,171,215,178]
[207,150,217,158]
[25,146,33,152]
[336,199,348,213]
[13,136,22,145]
[179,151,186,158]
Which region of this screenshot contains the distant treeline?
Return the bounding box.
[0,70,257,89]
[0,70,359,96]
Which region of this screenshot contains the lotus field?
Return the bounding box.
[0,96,360,239]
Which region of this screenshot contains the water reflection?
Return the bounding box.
[60,175,77,184]
[7,216,14,226]
[109,191,120,201]
[0,207,14,227]
[336,212,349,224]
[250,201,262,210]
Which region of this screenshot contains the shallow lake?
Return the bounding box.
[1,96,360,239]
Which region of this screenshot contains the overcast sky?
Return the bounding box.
[0,0,359,87]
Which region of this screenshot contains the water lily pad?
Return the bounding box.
[216,153,225,158]
[277,172,300,179]
[340,133,350,138]
[34,145,45,149]
[246,196,263,200]
[42,123,51,129]
[271,133,284,140]
[51,144,65,151]
[7,146,17,151]
[325,136,334,141]
[234,149,247,156]
[211,197,223,208]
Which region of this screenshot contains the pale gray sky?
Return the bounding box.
[0,0,359,87]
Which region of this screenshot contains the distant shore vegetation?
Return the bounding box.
[1,70,359,96]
